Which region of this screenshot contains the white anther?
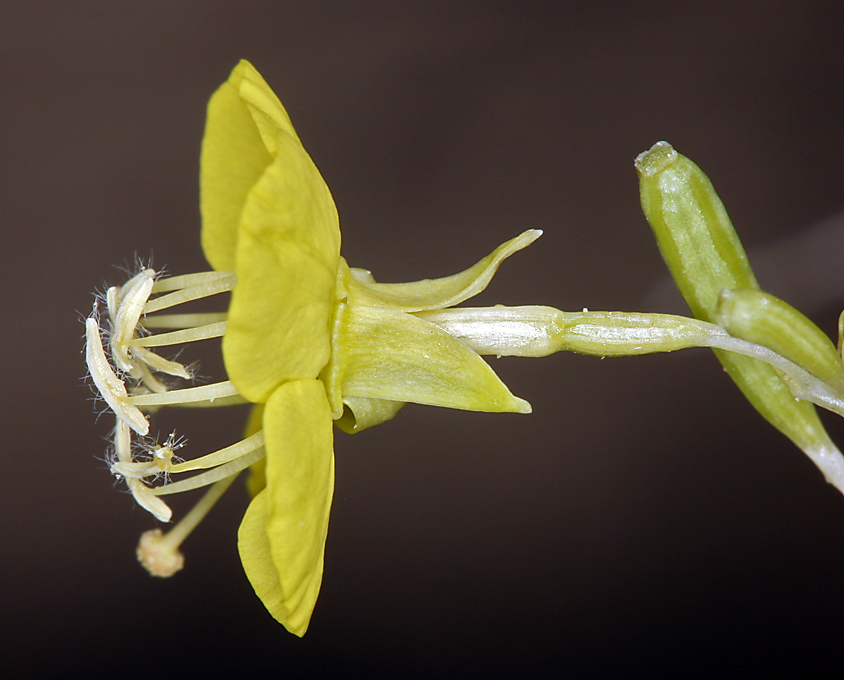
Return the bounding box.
[129,479,173,522]
[111,269,155,372]
[85,317,149,436]
[113,421,172,522]
[110,459,159,479]
[130,346,191,380]
[132,361,169,393]
[106,286,119,323]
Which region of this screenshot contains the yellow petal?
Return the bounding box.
[334,304,531,413]
[223,132,341,402]
[237,379,335,637]
[244,404,266,498]
[342,230,541,312]
[200,60,301,271]
[237,62,300,155]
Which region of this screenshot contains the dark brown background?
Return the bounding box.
[4,1,844,677]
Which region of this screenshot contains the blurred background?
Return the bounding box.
[3,1,844,676]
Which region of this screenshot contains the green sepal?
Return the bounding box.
[341,230,541,312]
[331,303,531,413]
[838,310,844,358]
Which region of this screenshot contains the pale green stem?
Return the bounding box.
[419,306,844,418]
[421,305,844,492]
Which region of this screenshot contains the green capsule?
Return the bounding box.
[717,288,844,390]
[636,141,834,456]
[636,141,758,319]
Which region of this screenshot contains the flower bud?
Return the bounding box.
[636,141,836,458]
[717,288,844,389]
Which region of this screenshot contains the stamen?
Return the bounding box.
[127,380,241,407]
[130,321,227,347]
[114,421,172,522]
[141,312,228,330]
[131,360,169,394]
[150,270,234,294]
[137,473,238,577]
[112,458,167,480]
[89,266,247,549]
[111,434,183,480]
[103,267,195,394]
[130,345,192,379]
[168,394,249,408]
[144,273,235,314]
[106,286,119,322]
[85,317,149,435]
[119,268,153,297]
[167,431,264,474]
[111,269,156,372]
[151,442,265,496]
[112,431,263,481]
[107,268,149,322]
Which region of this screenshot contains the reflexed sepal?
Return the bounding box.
[718,288,844,389]
[340,230,541,312]
[330,303,531,413]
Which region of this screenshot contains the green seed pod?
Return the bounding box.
[636,141,758,320]
[636,141,835,457]
[717,288,844,389]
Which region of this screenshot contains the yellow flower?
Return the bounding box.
[86,60,548,637]
[86,61,844,639]
[204,61,542,635]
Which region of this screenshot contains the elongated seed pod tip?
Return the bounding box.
[634,140,677,177]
